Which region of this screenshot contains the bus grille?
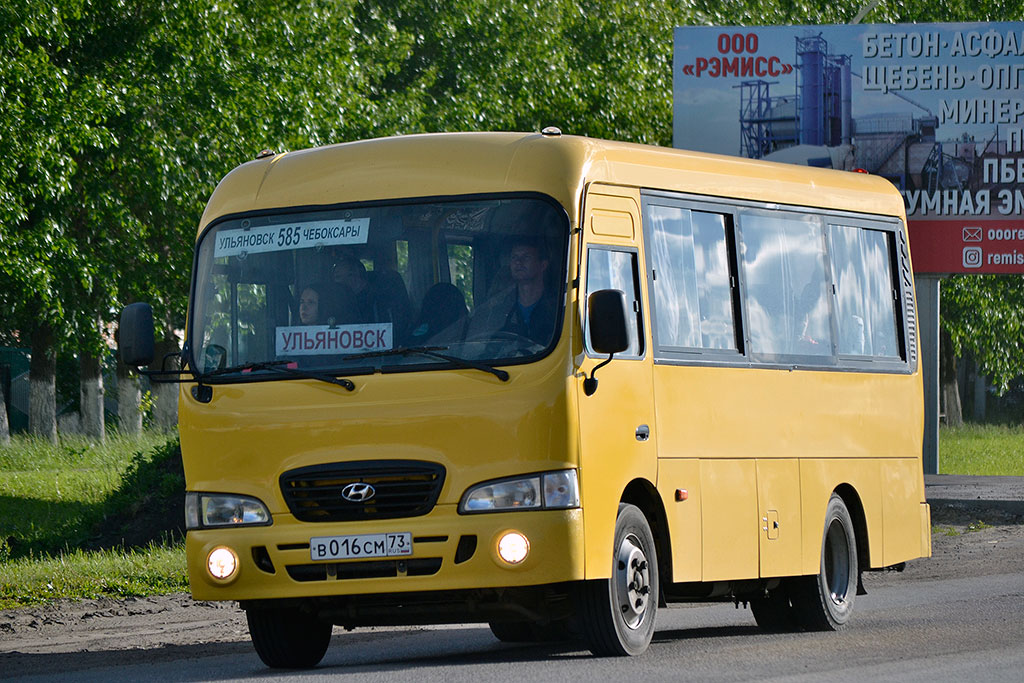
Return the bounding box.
[280,460,446,522]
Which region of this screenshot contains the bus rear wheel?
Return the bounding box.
[791,493,858,631]
[578,503,659,656]
[246,605,333,668]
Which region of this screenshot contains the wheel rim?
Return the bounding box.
[614,532,651,629]
[823,518,851,605]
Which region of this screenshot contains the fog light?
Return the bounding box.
[207,546,239,580]
[497,531,530,565]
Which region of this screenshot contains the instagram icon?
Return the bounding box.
[962,246,983,268]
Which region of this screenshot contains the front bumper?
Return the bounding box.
[187,505,584,601]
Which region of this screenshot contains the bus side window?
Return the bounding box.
[739,211,834,358]
[585,248,644,357]
[645,203,738,352]
[829,225,901,359]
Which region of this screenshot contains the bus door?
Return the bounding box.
[576,185,657,579]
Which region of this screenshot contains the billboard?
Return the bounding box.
[673,23,1024,274]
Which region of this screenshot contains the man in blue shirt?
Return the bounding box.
[501,239,556,345]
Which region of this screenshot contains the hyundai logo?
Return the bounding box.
[341,482,376,503]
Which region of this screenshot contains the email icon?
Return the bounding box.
[963,227,982,242]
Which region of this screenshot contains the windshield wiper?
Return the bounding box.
[346,346,509,382]
[201,360,355,391]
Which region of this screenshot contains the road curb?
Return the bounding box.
[925,475,1024,524]
[928,498,1024,525]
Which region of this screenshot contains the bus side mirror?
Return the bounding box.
[584,289,629,396]
[120,303,156,367]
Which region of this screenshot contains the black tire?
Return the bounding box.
[246,605,333,668]
[791,493,858,631]
[578,503,659,656]
[749,586,800,632]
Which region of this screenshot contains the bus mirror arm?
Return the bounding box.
[584,289,630,397]
[583,354,614,396]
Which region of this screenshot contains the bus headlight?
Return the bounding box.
[185,492,272,530]
[459,470,579,513]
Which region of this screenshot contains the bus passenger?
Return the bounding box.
[297,282,350,326]
[332,253,412,338]
[408,283,469,345]
[298,285,324,325]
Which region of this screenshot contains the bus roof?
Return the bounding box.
[198,132,906,236]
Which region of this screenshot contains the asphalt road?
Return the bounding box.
[5,566,1022,683]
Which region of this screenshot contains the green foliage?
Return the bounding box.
[93,437,185,549]
[942,276,1024,394]
[0,432,187,607]
[139,390,155,427]
[688,0,1024,25]
[0,432,172,558]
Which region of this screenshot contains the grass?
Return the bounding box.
[939,424,1024,476]
[0,432,167,556]
[0,545,187,609]
[0,432,186,609]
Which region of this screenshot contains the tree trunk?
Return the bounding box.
[79,350,105,441]
[940,327,963,428]
[973,371,987,422]
[151,336,180,432]
[0,381,9,446]
[29,324,57,443]
[116,355,143,435]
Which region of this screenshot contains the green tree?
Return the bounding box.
[943,275,1024,396]
[1,0,379,436]
[0,0,122,440]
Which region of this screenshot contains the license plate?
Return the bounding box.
[309,532,413,561]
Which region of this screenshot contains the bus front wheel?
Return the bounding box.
[578,503,659,656]
[792,493,858,631]
[246,605,333,668]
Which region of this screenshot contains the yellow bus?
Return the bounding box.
[121,131,930,667]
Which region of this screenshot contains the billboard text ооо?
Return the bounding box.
[673,23,1024,274]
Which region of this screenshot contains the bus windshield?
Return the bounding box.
[189,195,569,379]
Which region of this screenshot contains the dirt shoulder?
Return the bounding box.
[0,594,249,659]
[1,500,1021,676]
